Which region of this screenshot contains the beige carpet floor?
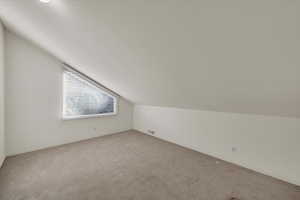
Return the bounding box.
[0,130,299,200]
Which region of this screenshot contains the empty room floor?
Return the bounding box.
[0,130,299,200]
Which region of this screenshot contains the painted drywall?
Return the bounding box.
[5,30,133,156]
[134,105,300,186]
[0,21,5,166]
[1,1,300,118]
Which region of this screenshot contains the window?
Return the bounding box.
[62,68,117,119]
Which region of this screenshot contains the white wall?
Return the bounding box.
[134,105,300,186]
[0,21,5,166]
[5,30,133,156]
[2,1,300,118]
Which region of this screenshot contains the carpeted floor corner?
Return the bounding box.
[0,130,299,200]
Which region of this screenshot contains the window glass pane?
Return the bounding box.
[63,71,116,118]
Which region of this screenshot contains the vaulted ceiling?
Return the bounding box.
[0,0,300,117]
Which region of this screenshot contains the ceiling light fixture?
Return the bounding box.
[39,0,51,3]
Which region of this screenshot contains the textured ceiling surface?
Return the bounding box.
[0,0,299,117]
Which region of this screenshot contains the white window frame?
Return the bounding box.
[62,66,118,120]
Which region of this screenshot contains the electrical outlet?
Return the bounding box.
[147,130,155,135]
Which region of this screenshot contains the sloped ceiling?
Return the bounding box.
[0,0,300,117]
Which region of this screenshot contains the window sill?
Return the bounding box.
[62,112,117,120]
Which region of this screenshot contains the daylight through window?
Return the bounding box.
[63,69,117,119]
